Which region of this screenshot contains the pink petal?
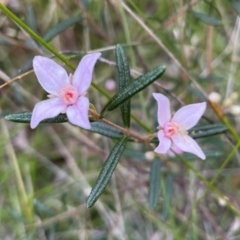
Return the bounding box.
[33,56,69,95]
[172,102,206,130]
[72,52,101,94]
[154,130,171,154]
[153,93,171,127]
[30,98,67,129]
[172,134,206,160]
[167,145,183,157]
[171,145,183,155]
[66,96,91,129]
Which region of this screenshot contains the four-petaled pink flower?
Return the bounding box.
[153,93,206,160]
[30,53,101,130]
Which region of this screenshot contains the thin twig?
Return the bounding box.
[26,204,85,229]
[89,109,152,144]
[161,0,200,28]
[225,17,240,99]
[0,69,33,89]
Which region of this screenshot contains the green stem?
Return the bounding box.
[91,82,111,99]
[130,114,151,132]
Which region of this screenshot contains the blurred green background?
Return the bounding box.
[1,0,240,239]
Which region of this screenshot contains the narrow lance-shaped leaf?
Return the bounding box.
[34,200,54,217]
[87,136,128,208]
[19,16,81,72]
[27,6,37,32]
[43,16,81,42]
[5,112,124,139]
[162,174,173,221]
[190,124,226,131]
[230,0,240,16]
[183,150,222,161]
[116,44,131,128]
[191,11,222,26]
[90,122,123,139]
[5,112,68,123]
[123,149,223,161]
[101,65,166,115]
[188,124,227,139]
[148,159,161,209]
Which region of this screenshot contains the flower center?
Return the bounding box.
[58,84,79,105]
[164,122,180,137]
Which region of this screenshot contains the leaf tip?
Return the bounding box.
[86,202,91,208]
[4,115,11,121]
[116,43,121,49]
[86,196,94,208]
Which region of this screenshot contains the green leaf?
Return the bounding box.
[27,5,37,32]
[34,200,54,217]
[101,65,166,115]
[197,75,224,82]
[123,149,149,161]
[162,174,173,221]
[187,85,206,102]
[188,124,227,139]
[87,136,128,208]
[183,150,222,160]
[89,122,123,139]
[5,112,68,123]
[43,16,81,42]
[116,44,131,128]
[123,148,222,162]
[148,159,161,209]
[5,111,124,138]
[230,0,240,16]
[191,11,222,26]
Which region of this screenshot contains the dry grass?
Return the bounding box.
[1,1,240,239]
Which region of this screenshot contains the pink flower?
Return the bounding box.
[30,53,101,130]
[153,93,206,160]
